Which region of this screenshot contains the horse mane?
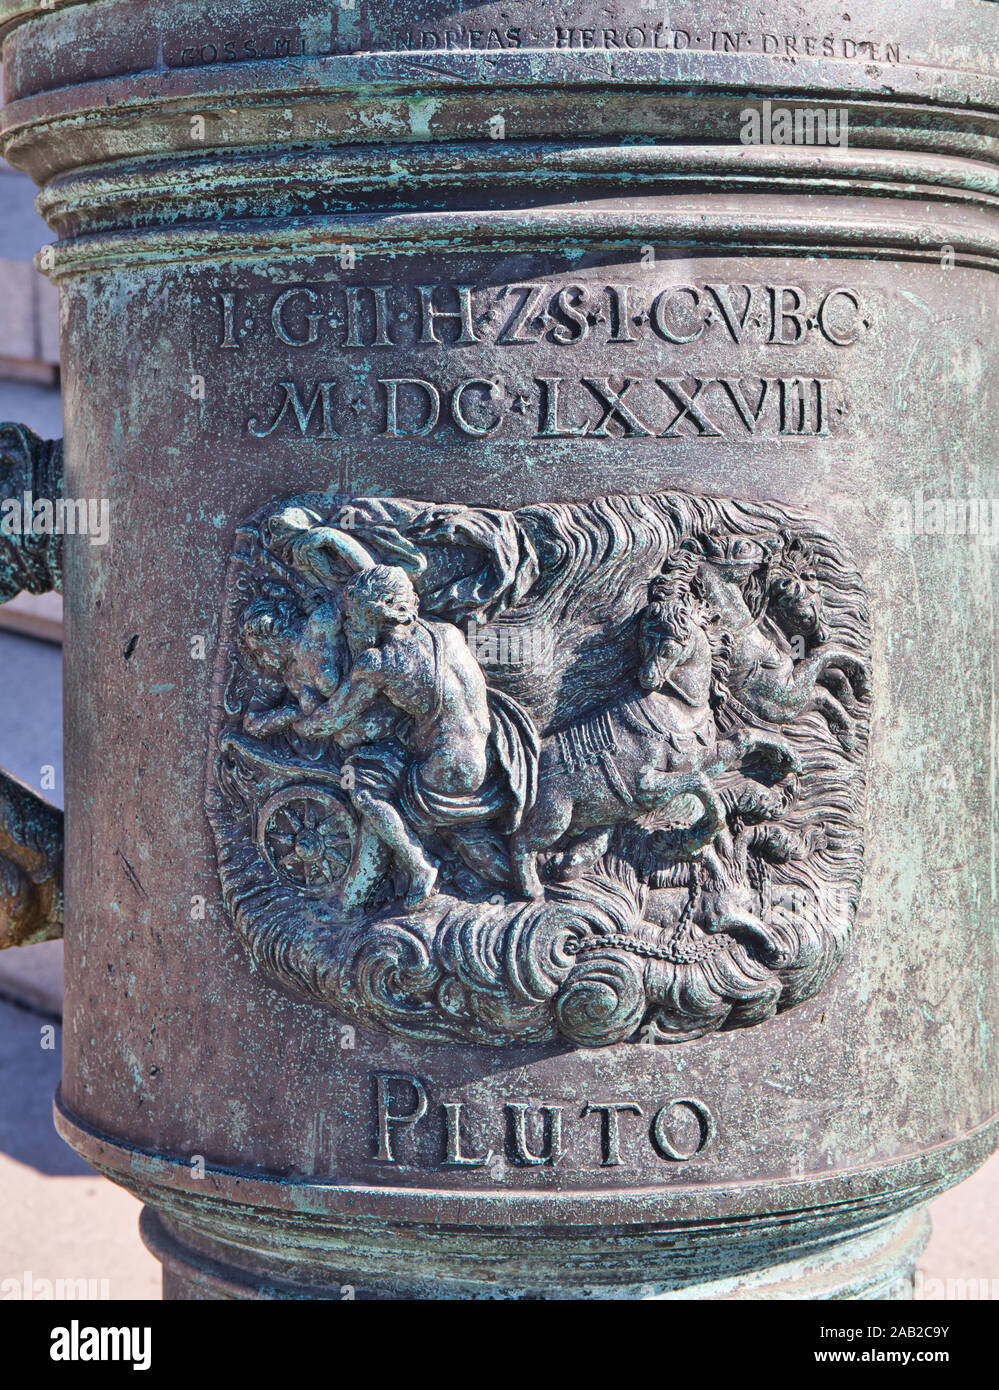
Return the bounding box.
[650,549,735,713]
[704,620,734,713]
[638,562,699,690]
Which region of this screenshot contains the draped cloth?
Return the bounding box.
[323,498,540,623]
[348,686,539,837]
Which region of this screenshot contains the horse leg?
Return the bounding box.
[650,773,726,859]
[740,644,868,726]
[815,643,870,699]
[635,765,686,808]
[812,686,855,742]
[548,826,614,881]
[672,772,728,856]
[761,646,867,742]
[818,665,859,709]
[715,730,800,780]
[791,644,870,706]
[509,782,574,900]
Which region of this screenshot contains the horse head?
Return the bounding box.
[680,531,782,585]
[768,568,829,645]
[638,567,701,691]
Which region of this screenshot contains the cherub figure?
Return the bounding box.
[238,598,399,749]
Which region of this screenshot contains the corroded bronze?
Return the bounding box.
[1,0,997,1299]
[206,490,868,1048]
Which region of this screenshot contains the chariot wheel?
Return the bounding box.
[257,786,357,895]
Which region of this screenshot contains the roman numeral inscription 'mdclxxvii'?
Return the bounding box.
[208,280,866,441]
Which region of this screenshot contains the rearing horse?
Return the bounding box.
[509,573,798,899]
[689,542,869,741]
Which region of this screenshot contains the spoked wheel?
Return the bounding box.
[257,786,357,895]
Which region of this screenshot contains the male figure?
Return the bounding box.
[294,565,493,908]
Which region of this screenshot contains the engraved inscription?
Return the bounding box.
[208,280,867,443]
[372,1073,715,1168]
[218,280,866,352]
[243,374,839,441]
[170,25,904,67]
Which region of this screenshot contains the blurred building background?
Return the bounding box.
[0,149,995,1302]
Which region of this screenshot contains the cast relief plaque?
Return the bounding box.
[206,487,870,1047]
